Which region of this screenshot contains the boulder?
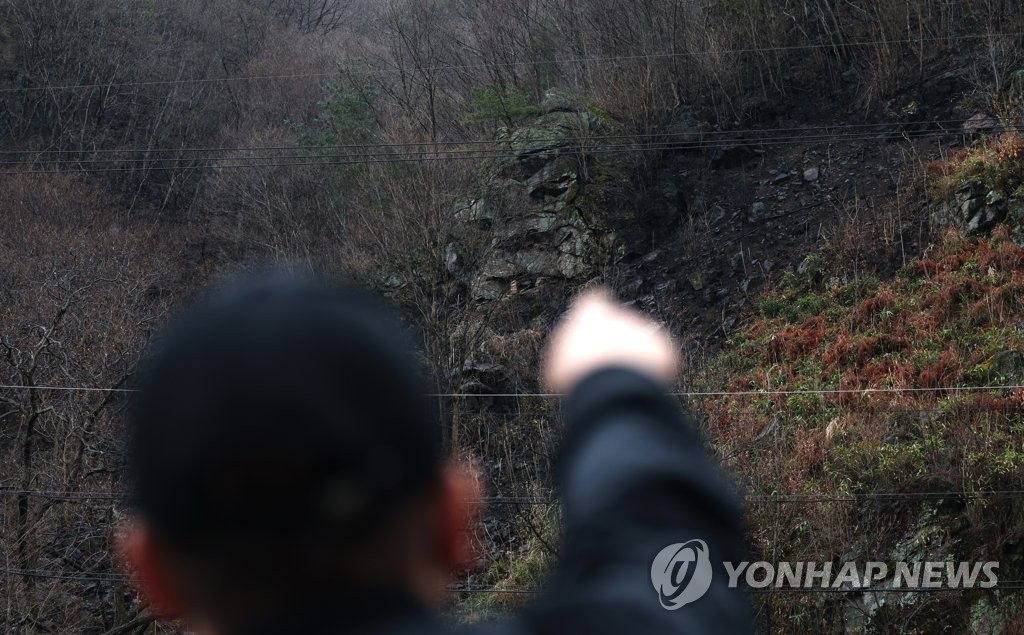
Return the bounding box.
[444,243,463,276]
[797,253,826,280]
[689,272,704,291]
[557,253,589,278]
[508,110,610,162]
[454,198,493,225]
[526,157,579,200]
[966,205,1004,233]
[539,88,579,115]
[516,249,560,276]
[931,180,1012,234]
[745,201,768,224]
[963,113,1002,136]
[961,196,984,217]
[471,278,506,302]
[986,189,1007,207]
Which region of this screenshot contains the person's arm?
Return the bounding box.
[522,292,751,634]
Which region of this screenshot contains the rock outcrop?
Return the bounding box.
[934,180,1024,242]
[452,92,629,303]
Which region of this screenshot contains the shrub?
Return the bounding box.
[297,69,378,152]
[928,133,1024,198]
[463,84,540,127]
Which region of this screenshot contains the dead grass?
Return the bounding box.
[927,133,1024,199]
[698,228,1024,626]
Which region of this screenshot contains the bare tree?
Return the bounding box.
[0,175,176,633]
[366,0,466,141]
[260,0,353,34]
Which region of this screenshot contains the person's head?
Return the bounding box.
[119,275,479,631]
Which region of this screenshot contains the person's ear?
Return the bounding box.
[116,519,184,620]
[436,460,483,572]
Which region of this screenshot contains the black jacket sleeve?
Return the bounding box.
[521,367,752,634]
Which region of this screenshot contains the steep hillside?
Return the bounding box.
[4,2,1024,633]
[700,227,1024,630]
[451,121,1024,628]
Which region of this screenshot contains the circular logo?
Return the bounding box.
[650,540,713,610]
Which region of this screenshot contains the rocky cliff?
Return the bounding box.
[450,90,637,306]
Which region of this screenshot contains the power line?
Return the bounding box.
[0,488,122,501]
[437,387,1024,398]
[475,405,1023,414]
[0,385,1014,416]
[0,568,126,583]
[2,487,1021,505]
[450,586,539,595]
[0,567,544,593]
[0,488,557,504]
[443,582,1024,595]
[0,124,976,167]
[701,406,1024,415]
[3,568,1022,595]
[436,405,1024,417]
[436,384,1024,399]
[0,122,992,169]
[0,117,981,157]
[748,491,1024,503]
[747,583,1024,594]
[0,384,135,394]
[4,383,1024,398]
[0,32,1020,94]
[0,123,998,175]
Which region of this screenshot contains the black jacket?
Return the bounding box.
[243,368,752,634]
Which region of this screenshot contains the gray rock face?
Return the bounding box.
[987,190,1005,206]
[508,110,610,163]
[961,196,984,216]
[445,243,463,275]
[508,113,579,157]
[539,88,579,115]
[460,90,625,301]
[933,181,1013,237]
[962,113,1002,135]
[454,198,493,225]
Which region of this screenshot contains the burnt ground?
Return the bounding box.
[615,124,965,371]
[611,64,995,367]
